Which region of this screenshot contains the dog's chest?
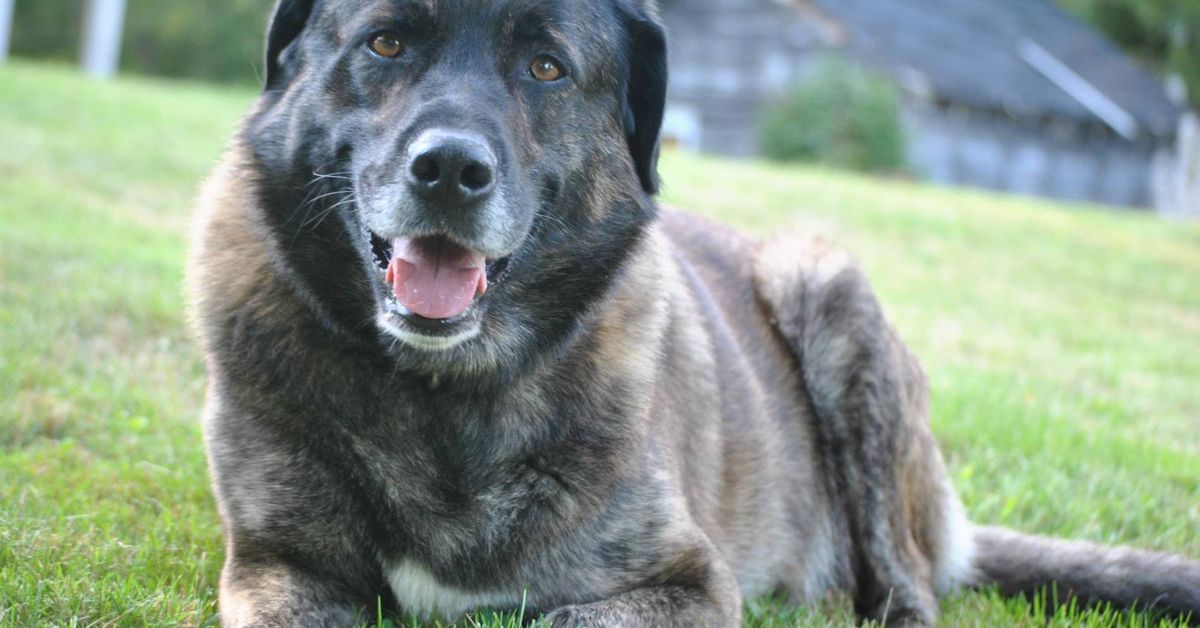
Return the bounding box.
[360,396,572,534]
[359,388,608,608]
[385,559,525,618]
[361,431,569,557]
[374,468,556,616]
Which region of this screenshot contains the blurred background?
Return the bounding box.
[3,0,1198,215]
[1,1,1198,625]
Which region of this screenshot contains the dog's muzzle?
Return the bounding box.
[405,129,498,214]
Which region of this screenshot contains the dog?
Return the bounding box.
[186,0,1200,625]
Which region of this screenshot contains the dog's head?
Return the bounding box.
[242,0,667,376]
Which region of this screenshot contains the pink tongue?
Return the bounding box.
[386,237,487,320]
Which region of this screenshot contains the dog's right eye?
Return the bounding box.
[368,32,405,58]
[529,55,565,82]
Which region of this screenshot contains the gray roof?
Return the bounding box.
[808,0,1183,139]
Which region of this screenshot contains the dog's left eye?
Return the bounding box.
[368,32,405,58]
[529,55,565,82]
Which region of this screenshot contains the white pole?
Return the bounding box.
[0,0,14,64]
[80,0,127,78]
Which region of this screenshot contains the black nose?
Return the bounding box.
[406,130,497,208]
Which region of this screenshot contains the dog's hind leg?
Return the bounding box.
[542,529,743,628]
[754,236,971,625]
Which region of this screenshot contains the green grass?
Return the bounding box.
[1,61,1197,626]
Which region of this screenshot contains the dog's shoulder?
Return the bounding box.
[186,142,318,377]
[187,144,272,322]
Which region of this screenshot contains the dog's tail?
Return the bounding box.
[969,525,1200,621]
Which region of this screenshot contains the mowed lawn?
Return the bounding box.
[1,61,1197,626]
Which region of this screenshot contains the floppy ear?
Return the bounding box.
[619,3,669,195]
[264,0,317,91]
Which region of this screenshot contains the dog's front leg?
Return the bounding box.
[542,545,742,628]
[219,552,366,628]
[543,586,738,628]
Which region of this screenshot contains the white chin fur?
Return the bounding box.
[376,313,480,352]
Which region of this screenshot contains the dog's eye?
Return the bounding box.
[368,32,405,58]
[529,55,564,82]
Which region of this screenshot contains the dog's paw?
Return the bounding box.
[541,604,620,628]
[540,605,586,628]
[872,601,936,628]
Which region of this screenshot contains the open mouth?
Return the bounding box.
[369,232,511,327]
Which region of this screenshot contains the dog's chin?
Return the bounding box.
[365,231,514,353]
[374,306,484,353]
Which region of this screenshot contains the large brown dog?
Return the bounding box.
[187,0,1200,625]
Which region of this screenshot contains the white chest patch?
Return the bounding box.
[386,559,524,618]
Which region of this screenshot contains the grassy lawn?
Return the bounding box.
[1,61,1197,626]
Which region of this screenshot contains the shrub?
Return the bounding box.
[12,0,267,85]
[759,58,906,173]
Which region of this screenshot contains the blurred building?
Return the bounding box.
[659,0,1194,214]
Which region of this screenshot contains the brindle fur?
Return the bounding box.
[188,1,1200,626]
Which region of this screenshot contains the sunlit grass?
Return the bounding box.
[2,61,1197,626]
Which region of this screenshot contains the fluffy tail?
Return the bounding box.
[970,525,1200,622]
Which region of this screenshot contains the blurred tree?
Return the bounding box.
[759,58,906,173]
[11,0,84,64]
[121,0,267,84]
[1058,0,1200,108]
[12,0,268,85]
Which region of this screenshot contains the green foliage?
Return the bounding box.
[2,61,1199,626]
[121,0,268,84]
[758,58,906,174]
[1058,0,1200,108]
[8,2,88,63]
[11,0,269,85]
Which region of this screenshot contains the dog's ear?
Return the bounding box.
[264,0,317,91]
[618,2,668,195]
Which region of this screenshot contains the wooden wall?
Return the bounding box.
[658,0,1177,210]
